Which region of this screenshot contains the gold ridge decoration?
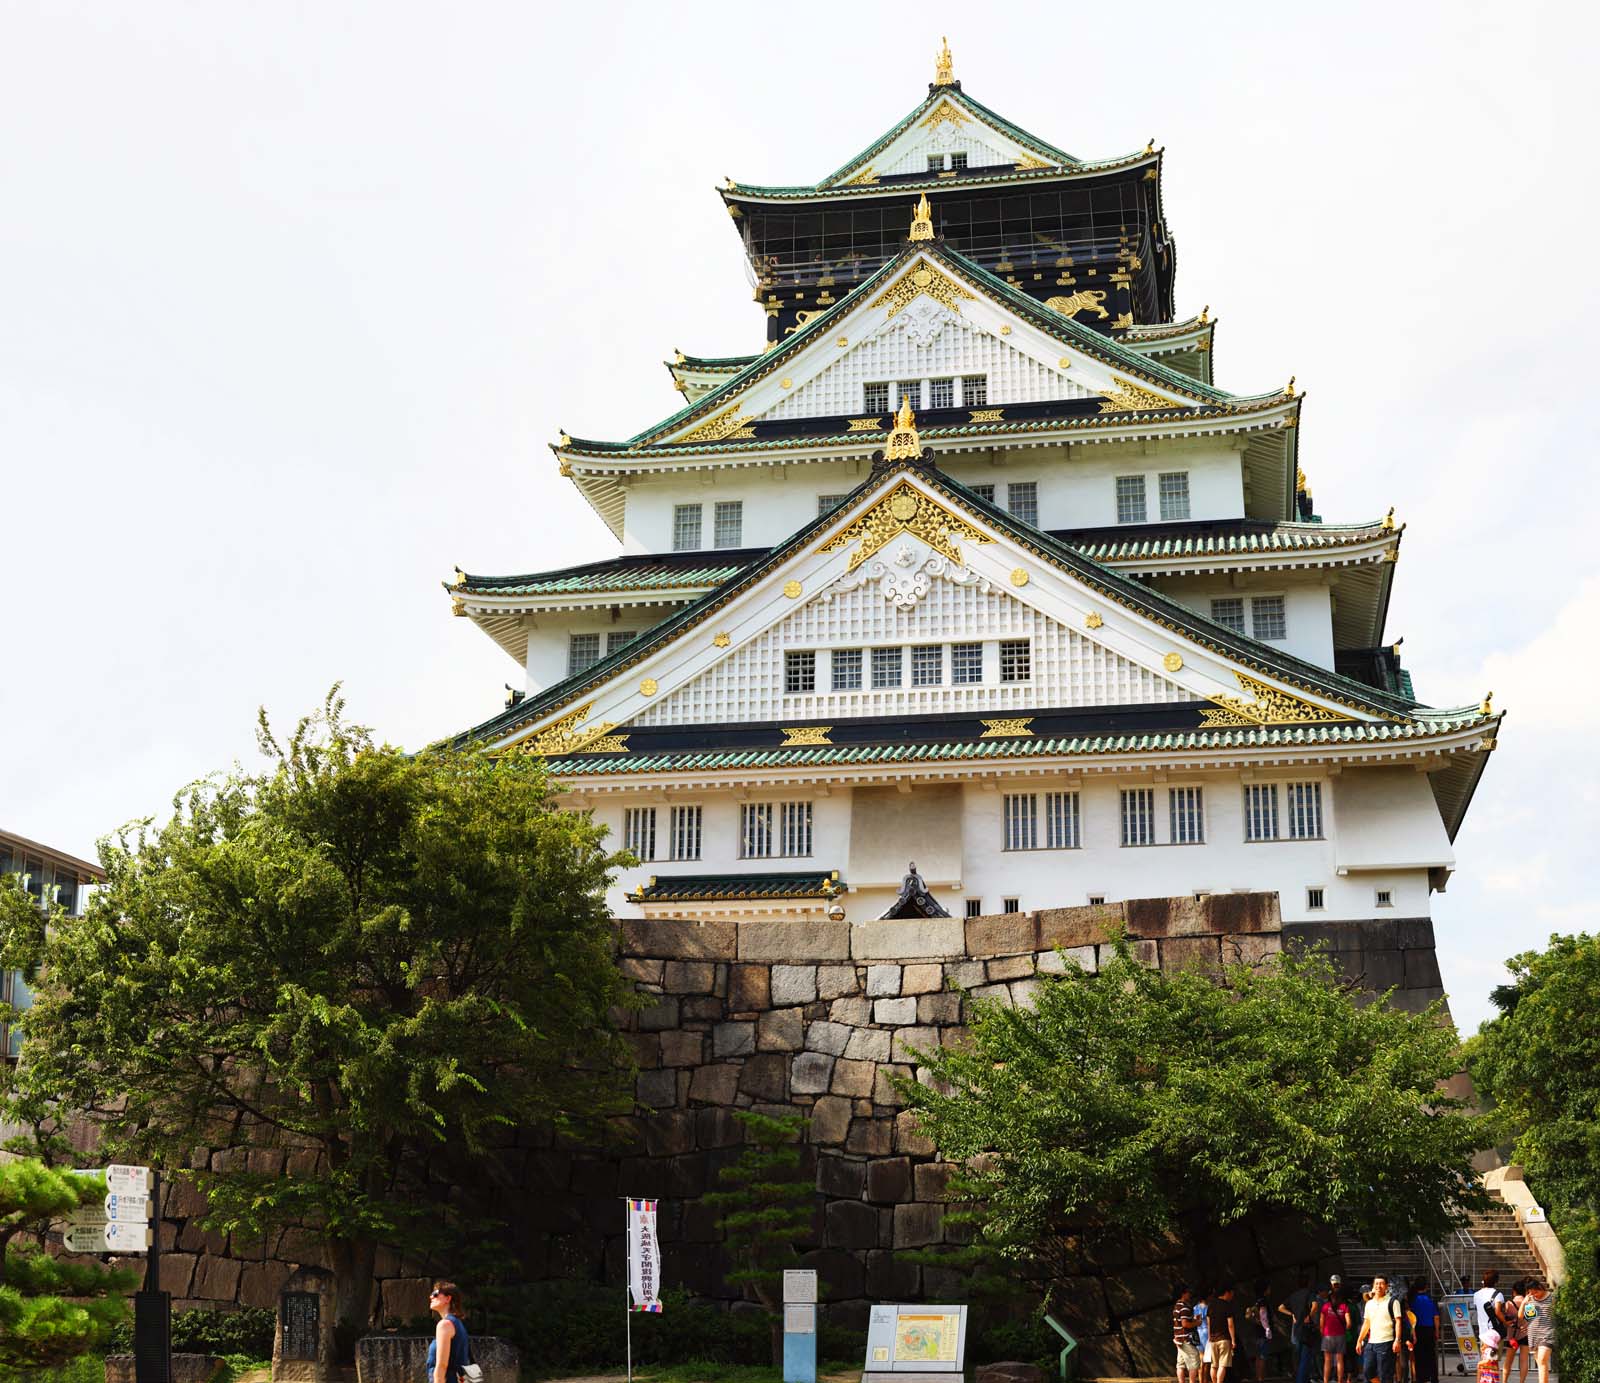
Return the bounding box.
[844,165,879,186]
[980,717,1034,738]
[908,192,935,242]
[781,725,833,746]
[819,478,992,572]
[848,416,885,432]
[921,99,968,129]
[1097,376,1177,413]
[884,397,923,462]
[677,403,751,444]
[933,36,954,86]
[520,702,630,756]
[870,261,976,320]
[1015,154,1052,170]
[1198,674,1347,729]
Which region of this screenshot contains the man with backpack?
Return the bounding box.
[1355,1275,1403,1383]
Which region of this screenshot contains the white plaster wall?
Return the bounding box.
[524,609,658,694]
[621,461,871,553]
[1153,574,1336,668]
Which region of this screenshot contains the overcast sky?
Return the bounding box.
[3,1,1594,1034]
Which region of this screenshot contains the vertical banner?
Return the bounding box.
[627,1198,663,1313]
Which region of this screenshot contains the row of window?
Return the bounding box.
[569,629,638,677]
[1116,472,1190,524]
[966,884,1393,916]
[1001,783,1323,850]
[672,500,745,552]
[622,802,814,862]
[864,375,988,414]
[927,152,970,172]
[1211,595,1287,641]
[784,639,1030,693]
[624,805,705,862]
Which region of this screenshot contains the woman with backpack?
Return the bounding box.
[428,1281,474,1383]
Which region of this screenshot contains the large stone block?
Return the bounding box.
[1159,936,1222,975]
[805,1020,851,1055]
[873,996,918,1025]
[901,962,944,995]
[740,920,851,962]
[894,1110,936,1156]
[917,991,962,1024]
[658,1030,704,1067]
[642,1109,696,1157]
[830,1058,876,1098]
[696,1105,744,1147]
[791,1051,836,1095]
[816,1152,864,1197]
[771,964,819,1005]
[830,995,872,1026]
[890,1026,941,1063]
[825,1197,881,1248]
[637,995,681,1032]
[809,1096,853,1146]
[866,1248,921,1298]
[757,1007,804,1051]
[620,918,737,960]
[846,1117,893,1156]
[945,959,985,989]
[968,982,1013,1007]
[987,954,1035,981]
[866,964,903,997]
[635,1068,678,1109]
[817,964,859,1000]
[1224,933,1280,968]
[892,1201,944,1247]
[913,1161,956,1202]
[1036,904,1121,950]
[966,913,1036,958]
[1404,947,1443,989]
[844,1027,891,1062]
[1105,1264,1182,1316]
[376,1275,431,1322]
[851,918,967,961]
[1036,945,1095,974]
[712,1021,755,1057]
[619,957,664,984]
[681,995,723,1021]
[874,1063,913,1106]
[800,1246,865,1300]
[864,1156,911,1204]
[1008,978,1042,1009]
[688,1063,741,1105]
[663,960,716,994]
[726,963,769,1012]
[739,1053,789,1101]
[1123,1302,1186,1379]
[192,1254,241,1301]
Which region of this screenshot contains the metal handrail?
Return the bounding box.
[1044,1313,1079,1382]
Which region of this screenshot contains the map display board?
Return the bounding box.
[864,1304,969,1373]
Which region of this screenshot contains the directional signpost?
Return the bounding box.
[65,1165,169,1383]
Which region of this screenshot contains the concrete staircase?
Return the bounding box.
[1336,1185,1545,1291]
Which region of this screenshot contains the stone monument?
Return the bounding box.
[273,1266,339,1383]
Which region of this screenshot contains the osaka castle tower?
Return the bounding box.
[447,41,1500,930]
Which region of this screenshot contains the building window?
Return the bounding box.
[1115,475,1148,524]
[1169,787,1205,845]
[1252,595,1287,641]
[929,377,955,409]
[713,500,743,549]
[672,503,703,551]
[1306,886,1325,910]
[912,644,943,686]
[1158,472,1191,521]
[785,650,816,694]
[999,639,1031,683]
[2,970,33,1059]
[818,493,847,516]
[950,151,968,170]
[897,380,922,409]
[832,647,863,691]
[1375,888,1393,908]
[669,806,702,861]
[1120,788,1156,846]
[965,898,983,918]
[1046,791,1081,849]
[863,382,890,412]
[568,633,601,676]
[1002,897,1020,914]
[1087,893,1106,906]
[927,154,943,172]
[780,801,813,857]
[623,807,656,862]
[951,642,983,684]
[1287,782,1322,839]
[871,646,903,688]
[1003,794,1038,851]
[606,630,637,656]
[962,376,988,407]
[1211,598,1246,635]
[1007,481,1039,526]
[969,483,996,503]
[740,803,774,858]
[1243,784,1279,842]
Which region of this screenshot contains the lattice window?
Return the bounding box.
[969,483,995,503]
[669,806,702,861]
[950,151,968,170]
[879,128,1013,178]
[780,801,813,857]
[1115,475,1147,524]
[964,898,983,917]
[1007,481,1038,526]
[1306,887,1325,910]
[897,380,923,409]
[1158,472,1191,521]
[832,647,863,691]
[672,503,702,551]
[1002,897,1020,913]
[713,501,743,549]
[1003,794,1038,851]
[818,493,848,516]
[929,377,954,408]
[1211,598,1246,634]
[912,644,943,686]
[607,630,637,655]
[951,641,983,684]
[623,807,656,862]
[1169,787,1205,845]
[1375,888,1393,908]
[1287,782,1322,839]
[927,154,944,172]
[863,382,890,412]
[740,803,774,858]
[871,646,903,688]
[1046,792,1081,849]
[568,634,600,676]
[1244,784,1279,842]
[785,650,815,693]
[962,375,988,407]
[1121,788,1156,846]
[1252,596,1287,641]
[999,639,1031,683]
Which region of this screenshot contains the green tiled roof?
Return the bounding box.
[1070,519,1393,563]
[626,871,844,902]
[460,554,752,597]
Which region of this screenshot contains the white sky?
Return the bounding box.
[3,1,1595,1034]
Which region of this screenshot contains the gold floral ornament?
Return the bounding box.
[818,478,991,572]
[1199,673,1347,729]
[781,726,833,746]
[908,192,935,243]
[1084,612,1104,629]
[1097,376,1177,413]
[1163,652,1184,672]
[519,702,629,756]
[883,397,923,462]
[1009,567,1029,587]
[783,580,803,599]
[639,678,658,697]
[920,99,969,130]
[712,632,731,648]
[979,718,1034,738]
[676,403,755,444]
[871,260,976,321]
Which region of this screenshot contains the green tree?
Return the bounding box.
[0,691,637,1347]
[899,939,1486,1279]
[0,1159,135,1369]
[1467,932,1600,1379]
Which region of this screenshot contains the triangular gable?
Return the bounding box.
[826,93,1071,187]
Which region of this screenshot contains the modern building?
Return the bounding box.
[447,44,1500,928]
[0,829,101,1058]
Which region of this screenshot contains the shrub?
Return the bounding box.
[104,1306,276,1359]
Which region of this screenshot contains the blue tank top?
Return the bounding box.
[425,1313,469,1380]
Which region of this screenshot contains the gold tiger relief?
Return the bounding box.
[1044,289,1109,320]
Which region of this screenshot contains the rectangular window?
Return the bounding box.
[1115,475,1147,524]
[669,805,702,861]
[623,807,656,862]
[911,644,943,686]
[950,151,968,170]
[1158,471,1191,521]
[784,650,816,694]
[713,500,743,549]
[672,503,702,551]
[1375,888,1393,908]
[897,380,922,409]
[1120,788,1156,846]
[871,645,903,688]
[740,803,774,859]
[1211,598,1246,635]
[962,376,988,407]
[606,630,637,656]
[969,483,996,503]
[1002,897,1020,914]
[1169,787,1205,845]
[1252,595,1287,641]
[863,382,890,413]
[1087,893,1106,906]
[567,633,601,676]
[1007,481,1039,526]
[831,647,863,691]
[1243,784,1280,842]
[1287,782,1322,839]
[780,801,813,857]
[818,493,847,516]
[927,154,944,172]
[1306,886,1325,911]
[1045,791,1081,849]
[1003,793,1038,851]
[999,639,1031,683]
[929,376,954,409]
[964,898,983,918]
[3,970,32,1059]
[951,641,983,684]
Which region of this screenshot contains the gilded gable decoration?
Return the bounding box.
[781,726,834,746]
[519,702,630,756]
[1097,376,1178,413]
[871,261,977,321]
[818,479,992,572]
[677,403,755,443]
[1046,290,1110,321]
[1198,674,1347,729]
[920,100,968,130]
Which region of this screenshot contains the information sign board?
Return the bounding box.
[63,1224,109,1254]
[1442,1295,1479,1367]
[783,1269,818,1304]
[70,1204,108,1228]
[103,1220,152,1253]
[105,1193,152,1223]
[864,1304,969,1373]
[105,1165,153,1195]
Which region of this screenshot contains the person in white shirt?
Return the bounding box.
[1355,1276,1402,1383]
[1473,1271,1507,1359]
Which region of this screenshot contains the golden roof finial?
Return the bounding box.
[934,36,954,86]
[453,567,467,588]
[1382,506,1396,531]
[1145,137,1155,154]
[673,348,685,365]
[909,192,935,242]
[1481,691,1494,716]
[1295,467,1309,496]
[1198,304,1210,324]
[884,396,923,461]
[1285,376,1297,396]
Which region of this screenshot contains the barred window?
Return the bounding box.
[951,641,983,684]
[1306,886,1325,910]
[832,647,863,691]
[740,803,774,858]
[964,898,983,918]
[780,801,813,857]
[713,500,743,549]
[623,807,656,862]
[1287,782,1322,839]
[1115,475,1147,524]
[950,151,968,170]
[871,645,903,688]
[818,493,847,516]
[1211,598,1246,634]
[606,630,637,655]
[1375,888,1393,908]
[1169,787,1205,845]
[1002,897,1020,914]
[785,650,816,693]
[669,805,702,861]
[1007,481,1039,526]
[1244,784,1279,842]
[1046,791,1081,849]
[1003,793,1038,851]
[1252,595,1287,641]
[1158,471,1191,521]
[1120,788,1156,846]
[929,377,954,408]
[969,483,996,503]
[912,644,943,686]
[999,639,1031,683]
[962,376,988,407]
[863,382,890,412]
[568,633,601,676]
[672,503,702,551]
[897,380,922,409]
